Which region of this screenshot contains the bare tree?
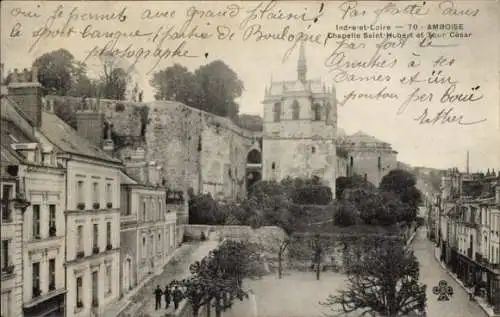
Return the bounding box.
[321,237,426,317]
[253,227,289,279]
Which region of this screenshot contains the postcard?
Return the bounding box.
[1,1,499,317]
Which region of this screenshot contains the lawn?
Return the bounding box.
[225,272,355,317]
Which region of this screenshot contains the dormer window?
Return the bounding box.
[34,149,41,163]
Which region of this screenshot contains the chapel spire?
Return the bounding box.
[297,41,307,82]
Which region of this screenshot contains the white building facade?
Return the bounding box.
[1,157,28,317]
[65,159,121,317]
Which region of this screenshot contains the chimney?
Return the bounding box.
[7,67,43,127]
[75,97,104,147]
[147,161,157,185]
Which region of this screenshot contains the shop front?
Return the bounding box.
[23,291,65,317]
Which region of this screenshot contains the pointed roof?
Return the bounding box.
[297,41,307,82]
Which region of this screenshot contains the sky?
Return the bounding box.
[1,0,499,172]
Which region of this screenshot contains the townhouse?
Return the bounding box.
[1,146,29,317]
[3,67,123,317]
[61,101,122,317]
[119,148,177,297]
[2,69,67,317]
[439,168,500,313]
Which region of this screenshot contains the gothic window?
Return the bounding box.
[271,162,276,170]
[325,102,331,121]
[292,100,300,120]
[273,102,281,122]
[350,157,354,167]
[312,103,321,121]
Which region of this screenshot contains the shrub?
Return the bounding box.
[182,232,192,243]
[115,103,125,112]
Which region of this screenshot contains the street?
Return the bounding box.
[412,228,487,317]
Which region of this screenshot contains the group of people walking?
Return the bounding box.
[154,285,184,311]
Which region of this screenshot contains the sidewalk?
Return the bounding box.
[433,247,499,317]
[102,239,219,317]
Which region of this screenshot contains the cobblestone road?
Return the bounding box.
[118,239,219,317]
[413,228,487,317]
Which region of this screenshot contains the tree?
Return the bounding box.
[188,193,225,225]
[150,63,195,104]
[380,170,423,223]
[336,174,376,200]
[310,233,330,280]
[193,60,243,118]
[150,60,244,119]
[254,227,290,279]
[333,200,359,227]
[181,275,207,317]
[187,241,257,317]
[347,188,383,225]
[321,237,427,317]
[32,49,87,96]
[99,55,130,100]
[236,114,263,132]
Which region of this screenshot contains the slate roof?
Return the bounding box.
[39,111,121,164]
[1,144,21,165]
[120,170,138,185]
[268,78,326,95]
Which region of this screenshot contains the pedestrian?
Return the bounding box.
[172,285,184,310]
[164,285,171,309]
[154,285,163,310]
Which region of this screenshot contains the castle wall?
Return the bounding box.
[146,101,256,199]
[47,96,259,200]
[348,149,398,186]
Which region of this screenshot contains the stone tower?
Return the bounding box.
[261,42,338,194]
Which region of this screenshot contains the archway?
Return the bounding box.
[247,149,262,164]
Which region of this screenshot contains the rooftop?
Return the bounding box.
[39,111,121,164]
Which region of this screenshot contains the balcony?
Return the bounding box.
[32,287,41,299]
[49,226,57,237]
[1,264,15,278]
[1,206,12,223]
